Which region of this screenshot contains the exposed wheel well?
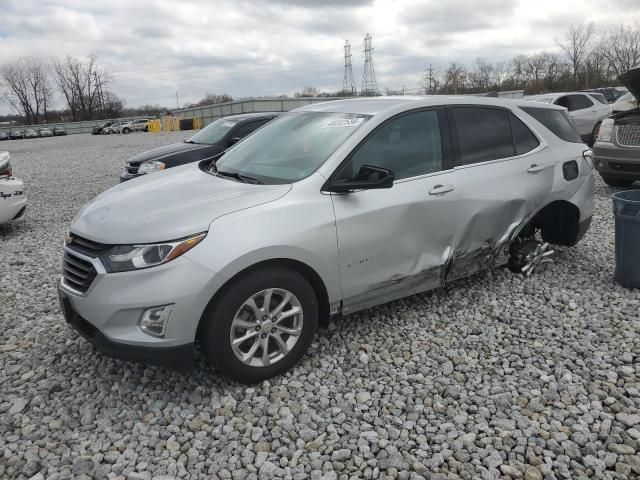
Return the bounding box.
[531,200,581,246]
[196,259,331,341]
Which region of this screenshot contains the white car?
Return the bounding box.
[611,91,637,113]
[0,152,27,224]
[525,92,611,144]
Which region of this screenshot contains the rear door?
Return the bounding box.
[565,94,596,137]
[445,106,554,280]
[329,108,459,313]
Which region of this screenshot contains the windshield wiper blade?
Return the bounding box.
[216,170,262,184]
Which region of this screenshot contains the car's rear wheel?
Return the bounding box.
[122,128,130,134]
[602,175,634,187]
[199,267,318,384]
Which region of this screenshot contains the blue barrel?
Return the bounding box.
[613,190,640,288]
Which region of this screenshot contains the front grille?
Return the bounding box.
[616,124,640,146]
[62,252,97,293]
[125,163,139,175]
[66,233,109,258]
[609,162,640,173]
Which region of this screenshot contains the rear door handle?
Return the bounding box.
[527,164,547,173]
[429,184,455,195]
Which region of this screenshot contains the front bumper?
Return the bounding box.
[0,176,27,224]
[57,249,219,371]
[58,284,194,371]
[593,141,640,180]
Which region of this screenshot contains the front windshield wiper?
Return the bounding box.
[184,139,199,144]
[215,169,263,184]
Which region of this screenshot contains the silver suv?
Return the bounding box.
[58,97,594,383]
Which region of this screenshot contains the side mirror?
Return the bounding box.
[329,165,395,193]
[228,136,242,146]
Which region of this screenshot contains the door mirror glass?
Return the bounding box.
[329,164,395,193]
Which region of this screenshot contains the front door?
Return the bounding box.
[329,108,459,314]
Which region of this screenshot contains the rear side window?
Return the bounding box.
[589,93,607,105]
[568,94,593,111]
[520,107,583,143]
[452,107,514,165]
[510,114,540,155]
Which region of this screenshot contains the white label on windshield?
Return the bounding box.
[222,121,237,127]
[322,117,365,128]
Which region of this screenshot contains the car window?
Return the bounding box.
[568,94,593,111]
[589,93,608,105]
[233,119,270,139]
[452,107,514,165]
[340,110,443,181]
[520,107,583,143]
[554,96,570,109]
[510,113,540,155]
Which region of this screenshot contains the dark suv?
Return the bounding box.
[120,113,279,181]
[593,68,640,187]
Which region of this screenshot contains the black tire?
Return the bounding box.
[199,267,318,384]
[122,128,130,134]
[602,175,634,187]
[590,122,601,146]
[144,126,149,132]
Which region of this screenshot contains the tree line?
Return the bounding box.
[0,55,126,125]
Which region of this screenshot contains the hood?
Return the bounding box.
[71,164,291,244]
[126,142,214,166]
[619,67,640,102]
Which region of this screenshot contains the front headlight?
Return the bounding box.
[100,232,206,273]
[138,160,166,174]
[597,118,614,142]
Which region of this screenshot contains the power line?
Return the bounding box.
[342,40,356,95]
[361,33,379,96]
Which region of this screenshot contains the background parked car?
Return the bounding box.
[593,66,640,187]
[583,87,627,103]
[525,91,611,144]
[10,130,24,140]
[24,128,38,139]
[0,152,27,224]
[92,121,115,135]
[0,132,8,141]
[120,112,279,181]
[38,127,53,137]
[611,91,637,113]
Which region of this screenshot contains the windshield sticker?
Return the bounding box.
[322,117,365,129]
[222,121,237,127]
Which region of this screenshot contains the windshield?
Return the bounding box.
[212,111,370,184]
[188,117,239,145]
[616,92,635,104]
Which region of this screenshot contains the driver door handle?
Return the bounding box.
[527,164,547,173]
[429,184,455,195]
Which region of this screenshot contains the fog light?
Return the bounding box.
[138,304,174,338]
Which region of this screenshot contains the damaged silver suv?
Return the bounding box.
[58,96,594,383]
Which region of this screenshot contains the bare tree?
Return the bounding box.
[52,55,109,121]
[0,57,52,124]
[600,24,640,78]
[295,86,319,98]
[443,62,467,94]
[195,92,233,106]
[558,23,595,88]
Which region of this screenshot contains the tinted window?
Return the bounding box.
[555,96,570,109]
[568,94,593,111]
[233,119,270,139]
[589,93,608,105]
[453,107,514,165]
[341,110,443,181]
[520,107,583,143]
[510,114,540,155]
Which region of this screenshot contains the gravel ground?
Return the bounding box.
[1,132,639,480]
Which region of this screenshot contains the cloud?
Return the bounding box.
[0,0,639,111]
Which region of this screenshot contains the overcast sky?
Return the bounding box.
[1,0,639,110]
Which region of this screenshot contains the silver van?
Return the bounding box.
[58,97,594,383]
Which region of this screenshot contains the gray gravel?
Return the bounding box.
[1,132,639,480]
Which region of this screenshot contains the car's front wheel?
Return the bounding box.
[200,267,318,384]
[602,175,634,187]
